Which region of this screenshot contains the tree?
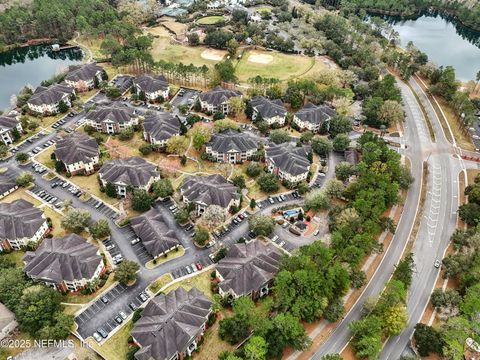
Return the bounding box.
[246,162,262,177]
[105,182,117,198]
[328,115,352,137]
[244,336,268,360]
[249,214,276,236]
[203,205,226,228]
[382,304,408,336]
[441,316,471,360]
[166,135,189,155]
[139,143,153,155]
[312,137,333,156]
[305,190,329,211]
[231,175,246,189]
[324,297,344,322]
[430,289,461,314]
[213,60,237,84]
[335,161,355,181]
[267,313,311,358]
[119,127,134,141]
[15,152,29,163]
[114,260,140,285]
[321,355,343,360]
[61,208,91,233]
[228,97,245,116]
[332,134,350,152]
[194,227,210,246]
[15,172,34,187]
[257,173,279,193]
[131,189,154,212]
[459,202,480,225]
[15,286,65,337]
[219,313,251,344]
[393,253,415,287]
[187,32,200,46]
[89,219,111,240]
[0,144,9,157]
[105,86,121,98]
[269,129,290,144]
[377,100,404,127]
[174,208,190,224]
[214,119,239,132]
[226,38,239,57]
[58,100,69,113]
[152,179,174,199]
[190,123,212,150]
[38,312,74,340]
[250,198,257,209]
[414,323,445,357]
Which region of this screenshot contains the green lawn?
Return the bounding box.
[163,269,214,298]
[197,15,225,25]
[234,50,319,82]
[145,246,185,269]
[0,250,25,266]
[147,273,174,294]
[35,147,55,169]
[88,319,133,360]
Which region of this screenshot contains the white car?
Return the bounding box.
[434,259,441,268]
[278,241,286,247]
[119,311,127,320]
[131,237,141,245]
[271,235,279,242]
[93,332,103,343]
[105,244,115,251]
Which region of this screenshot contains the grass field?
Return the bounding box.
[163,269,214,298]
[69,173,118,207]
[43,206,66,237]
[1,187,41,206]
[197,15,225,25]
[0,250,25,266]
[145,246,185,269]
[147,273,174,294]
[151,36,220,68]
[234,50,318,82]
[89,319,133,360]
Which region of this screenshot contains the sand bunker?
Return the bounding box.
[201,49,226,61]
[248,53,274,64]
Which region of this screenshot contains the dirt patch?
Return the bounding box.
[104,138,134,159]
[201,49,226,61]
[247,53,273,64]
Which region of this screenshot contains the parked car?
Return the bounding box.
[185,265,192,274]
[105,244,115,251]
[114,316,123,324]
[206,240,216,248]
[313,229,320,236]
[93,332,103,343]
[271,235,279,242]
[190,263,197,272]
[196,263,203,270]
[278,241,286,247]
[119,311,127,320]
[131,237,141,245]
[97,327,108,338]
[129,302,138,311]
[100,296,109,304]
[139,293,148,302]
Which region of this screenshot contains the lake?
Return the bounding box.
[383,14,480,81]
[0,45,83,111]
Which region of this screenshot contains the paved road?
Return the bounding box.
[378,78,470,359]
[310,78,426,358]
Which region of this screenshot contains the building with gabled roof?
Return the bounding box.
[54,133,100,175]
[0,115,22,145]
[133,74,170,101]
[216,240,282,299]
[99,157,160,197]
[23,234,104,292]
[180,174,239,216]
[84,104,140,134]
[205,129,258,164]
[130,206,181,259]
[250,96,287,126]
[131,287,212,360]
[0,172,17,200]
[27,83,75,115]
[265,142,311,184]
[143,112,181,148]
[0,199,48,251]
[293,102,336,133]
[65,63,105,91]
[199,86,242,114]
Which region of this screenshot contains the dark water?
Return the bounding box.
[381,14,480,81]
[0,45,83,111]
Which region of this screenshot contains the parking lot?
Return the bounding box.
[84,196,120,220]
[118,225,152,264]
[75,282,152,341]
[170,87,199,109]
[109,75,134,95]
[30,185,62,208]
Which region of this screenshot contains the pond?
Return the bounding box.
[0,45,83,111]
[382,13,480,81]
